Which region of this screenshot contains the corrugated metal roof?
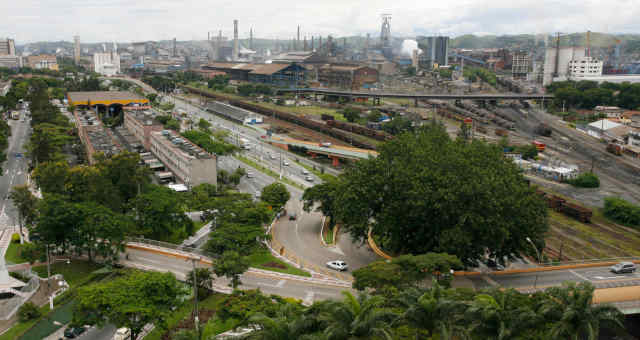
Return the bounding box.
[249,63,291,75]
[67,91,147,103]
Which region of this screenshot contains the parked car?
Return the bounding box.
[486,258,505,271]
[326,260,348,271]
[64,326,86,338]
[610,262,637,274]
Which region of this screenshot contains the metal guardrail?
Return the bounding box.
[126,237,216,259]
[536,257,640,267]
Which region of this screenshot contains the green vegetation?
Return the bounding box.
[547,80,640,110]
[303,123,548,265]
[323,224,334,245]
[74,271,184,340]
[603,197,640,229]
[246,250,311,277]
[295,159,336,182]
[352,253,463,290]
[20,302,75,340]
[32,260,103,287]
[4,233,25,263]
[567,172,600,188]
[156,114,181,130]
[17,302,41,322]
[464,66,497,86]
[207,75,230,91]
[237,83,273,97]
[158,281,623,340]
[438,68,453,79]
[260,182,290,211]
[181,129,238,155]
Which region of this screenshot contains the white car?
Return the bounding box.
[282,160,290,166]
[246,171,254,178]
[305,176,314,182]
[326,260,348,271]
[269,154,277,160]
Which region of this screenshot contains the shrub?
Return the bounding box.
[18,302,41,322]
[567,172,600,188]
[603,197,640,229]
[11,233,20,243]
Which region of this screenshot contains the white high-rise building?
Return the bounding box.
[568,56,603,78]
[94,52,120,76]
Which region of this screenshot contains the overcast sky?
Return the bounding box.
[2,0,639,44]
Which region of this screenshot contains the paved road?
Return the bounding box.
[124,247,347,305]
[468,264,640,292]
[0,115,31,233]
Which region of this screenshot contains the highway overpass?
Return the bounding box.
[276,87,554,102]
[264,136,376,162]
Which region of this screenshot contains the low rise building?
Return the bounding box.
[594,106,624,118]
[149,130,217,187]
[317,64,379,90]
[73,110,123,164]
[0,55,22,68]
[26,55,58,70]
[202,62,306,86]
[123,111,164,150]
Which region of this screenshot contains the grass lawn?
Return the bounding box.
[0,304,51,340]
[247,250,311,277]
[4,234,25,264]
[323,226,334,245]
[19,301,75,340]
[32,260,103,287]
[193,220,208,232]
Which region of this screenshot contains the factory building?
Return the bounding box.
[317,64,379,90]
[202,62,306,86]
[417,36,449,69]
[543,46,585,85]
[94,52,121,76]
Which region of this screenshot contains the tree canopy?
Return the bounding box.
[303,123,548,265]
[260,182,290,211]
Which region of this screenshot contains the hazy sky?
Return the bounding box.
[2,0,639,43]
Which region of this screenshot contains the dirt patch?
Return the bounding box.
[162,309,216,340]
[261,261,287,270]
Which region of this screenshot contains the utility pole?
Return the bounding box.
[189,257,201,336]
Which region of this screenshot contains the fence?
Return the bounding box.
[0,267,41,320]
[126,237,215,260]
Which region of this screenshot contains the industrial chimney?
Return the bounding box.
[233,20,239,61]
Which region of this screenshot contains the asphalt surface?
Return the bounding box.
[0,114,30,232]
[124,247,347,304]
[469,264,640,291]
[165,93,380,278]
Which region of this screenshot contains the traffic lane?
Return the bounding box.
[275,200,350,275]
[489,265,640,289]
[0,119,30,225]
[123,248,346,302]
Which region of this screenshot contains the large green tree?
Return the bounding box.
[9,185,39,239]
[319,123,548,265]
[260,182,290,211]
[130,186,193,241]
[74,271,184,340]
[213,250,250,289]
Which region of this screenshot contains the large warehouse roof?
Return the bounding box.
[67,91,149,106]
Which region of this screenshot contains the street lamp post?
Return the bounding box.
[526,237,542,290]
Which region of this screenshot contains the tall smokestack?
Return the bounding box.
[366,33,370,55]
[250,28,253,50]
[311,36,315,51]
[173,37,177,57]
[319,36,323,54]
[233,19,239,61]
[297,26,300,50]
[304,36,307,51]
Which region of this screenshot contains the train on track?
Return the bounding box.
[535,190,593,223]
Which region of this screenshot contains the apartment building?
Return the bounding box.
[27,55,59,70]
[149,130,217,187]
[124,111,163,150]
[569,56,603,78]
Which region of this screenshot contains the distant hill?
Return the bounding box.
[451,33,640,54]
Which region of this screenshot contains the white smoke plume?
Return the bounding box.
[401,39,421,56]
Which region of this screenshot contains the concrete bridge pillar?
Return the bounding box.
[330,156,340,167]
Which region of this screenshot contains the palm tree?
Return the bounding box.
[541,282,624,340]
[401,282,469,340]
[323,291,396,340]
[245,304,311,340]
[466,289,539,340]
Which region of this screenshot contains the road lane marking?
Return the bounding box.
[569,269,590,281]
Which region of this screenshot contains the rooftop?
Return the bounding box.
[67,91,149,106]
[152,129,214,160]
[589,119,622,131]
